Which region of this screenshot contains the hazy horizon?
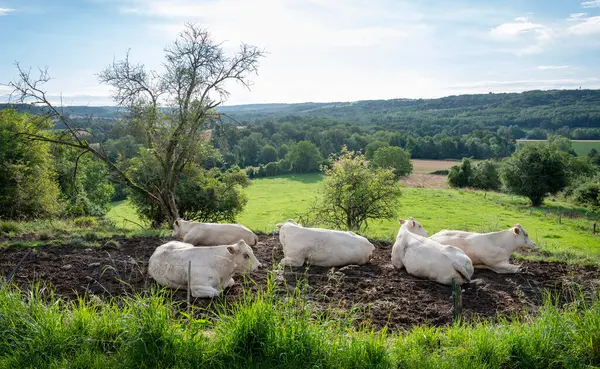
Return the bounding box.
[1,0,600,107]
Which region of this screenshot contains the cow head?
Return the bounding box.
[512,224,536,248]
[398,216,428,237]
[172,218,186,239]
[227,240,262,273]
[276,219,298,230]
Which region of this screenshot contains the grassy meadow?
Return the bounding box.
[236,173,600,264]
[517,139,600,156]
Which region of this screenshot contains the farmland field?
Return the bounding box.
[411,159,461,174]
[517,139,600,156]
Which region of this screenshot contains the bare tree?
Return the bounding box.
[10,23,266,224]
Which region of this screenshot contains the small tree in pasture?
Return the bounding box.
[311,147,402,231]
[447,158,473,188]
[9,23,265,224]
[371,146,413,178]
[500,143,570,206]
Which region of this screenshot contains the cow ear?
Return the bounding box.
[237,240,246,246]
[513,226,520,235]
[398,218,405,225]
[276,223,282,229]
[411,220,416,227]
[175,220,179,227]
[226,246,235,255]
[227,245,240,255]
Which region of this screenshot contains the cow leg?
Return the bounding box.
[279,256,304,267]
[481,262,521,274]
[190,284,222,298]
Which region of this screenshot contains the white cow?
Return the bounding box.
[148,239,262,298]
[172,218,259,247]
[276,219,375,267]
[429,224,536,273]
[391,217,474,285]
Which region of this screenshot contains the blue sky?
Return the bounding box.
[1,0,600,106]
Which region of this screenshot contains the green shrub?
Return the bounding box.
[0,220,22,235]
[572,181,600,208]
[471,160,501,190]
[73,216,99,228]
[447,158,473,188]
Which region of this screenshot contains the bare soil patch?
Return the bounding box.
[411,159,460,174]
[400,173,449,188]
[2,235,599,331]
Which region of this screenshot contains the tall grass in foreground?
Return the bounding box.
[1,276,599,369]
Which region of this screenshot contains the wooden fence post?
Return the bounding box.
[452,279,463,323]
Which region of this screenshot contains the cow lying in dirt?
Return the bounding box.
[429,224,536,273]
[391,217,474,285]
[148,240,262,298]
[172,218,258,246]
[276,219,375,267]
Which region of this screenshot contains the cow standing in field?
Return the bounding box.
[429,224,536,274]
[391,217,474,285]
[276,219,375,267]
[148,240,262,298]
[172,218,259,247]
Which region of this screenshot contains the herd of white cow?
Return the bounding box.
[148,217,536,298]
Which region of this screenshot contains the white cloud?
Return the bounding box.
[126,0,419,50]
[568,13,588,21]
[0,8,14,16]
[568,16,600,35]
[581,0,600,8]
[537,65,571,70]
[490,19,552,41]
[489,17,555,55]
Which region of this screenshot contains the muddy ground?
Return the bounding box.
[1,235,600,331]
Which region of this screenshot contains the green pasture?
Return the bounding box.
[517,139,600,156]
[237,174,600,265]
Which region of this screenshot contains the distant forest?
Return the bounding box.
[3,89,600,164]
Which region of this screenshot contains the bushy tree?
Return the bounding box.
[260,145,278,164]
[470,160,501,190]
[447,158,473,188]
[0,109,61,219]
[371,146,413,178]
[500,143,570,206]
[286,141,323,173]
[176,166,250,223]
[311,147,402,231]
[364,140,388,160]
[128,149,249,226]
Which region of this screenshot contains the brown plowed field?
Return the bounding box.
[1,235,599,331]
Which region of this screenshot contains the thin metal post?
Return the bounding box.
[187,260,192,312]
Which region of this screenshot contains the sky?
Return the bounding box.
[1,0,600,106]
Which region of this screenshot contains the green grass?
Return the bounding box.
[238,174,600,265]
[1,277,599,368]
[237,173,324,235]
[0,216,165,248]
[106,200,148,230]
[517,139,600,156]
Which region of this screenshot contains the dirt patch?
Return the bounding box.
[1,235,599,331]
[400,173,449,189]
